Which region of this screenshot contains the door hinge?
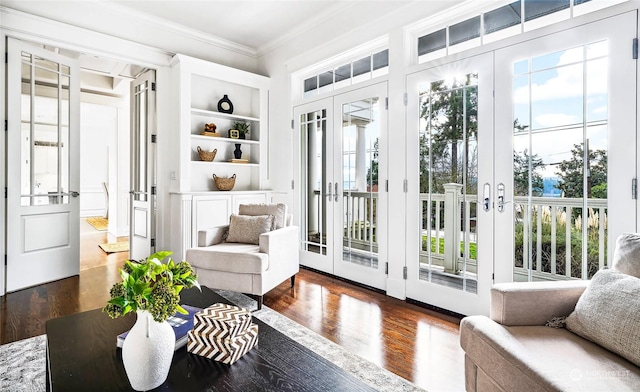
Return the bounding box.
[385,262,389,275]
[385,179,389,192]
[492,273,495,281]
[150,238,156,247]
[403,179,408,193]
[4,255,7,266]
[151,134,157,143]
[403,92,408,107]
[291,119,294,129]
[291,180,295,190]
[384,97,389,110]
[4,187,7,198]
[5,52,7,64]
[151,82,156,92]
[633,38,638,60]
[403,266,408,280]
[151,186,157,195]
[4,119,7,131]
[633,178,637,199]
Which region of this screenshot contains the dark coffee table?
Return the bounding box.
[45,286,376,391]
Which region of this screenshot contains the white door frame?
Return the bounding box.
[6,37,81,292]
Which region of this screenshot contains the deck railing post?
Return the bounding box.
[443,183,463,274]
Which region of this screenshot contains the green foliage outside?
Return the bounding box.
[421,236,477,260]
[513,208,605,279]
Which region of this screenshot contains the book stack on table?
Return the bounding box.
[186,303,258,364]
[117,305,202,351]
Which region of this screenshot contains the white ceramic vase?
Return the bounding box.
[122,310,175,391]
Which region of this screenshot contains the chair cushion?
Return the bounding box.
[611,232,640,278]
[186,243,267,274]
[239,203,288,229]
[566,269,640,367]
[226,214,275,245]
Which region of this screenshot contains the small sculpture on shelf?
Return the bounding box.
[201,123,220,137]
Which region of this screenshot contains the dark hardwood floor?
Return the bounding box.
[0,219,466,391]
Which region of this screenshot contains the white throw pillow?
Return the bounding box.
[611,232,640,278]
[566,269,640,367]
[225,214,275,245]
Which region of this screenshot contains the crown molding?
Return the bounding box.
[95,0,258,58]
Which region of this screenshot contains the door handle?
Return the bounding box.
[334,183,339,202]
[482,183,490,211]
[497,183,509,213]
[70,191,80,198]
[326,182,333,201]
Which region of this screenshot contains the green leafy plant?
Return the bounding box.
[233,121,250,137]
[103,251,200,322]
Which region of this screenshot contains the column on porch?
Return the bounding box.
[443,183,463,274]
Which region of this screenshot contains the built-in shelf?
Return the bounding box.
[191,108,260,123]
[191,160,259,167]
[190,134,260,144]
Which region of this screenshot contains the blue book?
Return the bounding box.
[116,304,202,351]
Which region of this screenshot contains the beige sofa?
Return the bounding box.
[460,243,640,392]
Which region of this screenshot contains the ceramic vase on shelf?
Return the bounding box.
[234,144,242,159]
[122,310,175,391]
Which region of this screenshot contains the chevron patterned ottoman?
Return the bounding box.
[186,303,258,364]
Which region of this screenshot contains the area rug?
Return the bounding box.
[0,291,423,392]
[98,241,129,254]
[85,216,108,231]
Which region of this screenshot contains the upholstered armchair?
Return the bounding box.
[185,203,299,309]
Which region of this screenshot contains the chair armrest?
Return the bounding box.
[259,226,300,271]
[490,279,589,326]
[197,225,229,247]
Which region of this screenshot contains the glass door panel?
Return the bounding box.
[419,74,478,293]
[341,97,379,269]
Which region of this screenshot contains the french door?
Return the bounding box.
[129,70,157,260]
[6,38,80,291]
[494,11,637,284]
[406,11,636,316]
[295,83,388,290]
[406,53,494,316]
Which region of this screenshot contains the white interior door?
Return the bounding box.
[494,11,637,284]
[333,83,388,290]
[294,98,336,274]
[406,53,494,316]
[129,70,156,260]
[6,38,80,291]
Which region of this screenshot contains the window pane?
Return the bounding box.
[353,57,371,77]
[524,0,569,22]
[319,71,334,88]
[449,16,481,46]
[484,1,521,35]
[418,28,446,56]
[304,76,317,93]
[574,0,591,5]
[372,49,389,70]
[335,64,351,83]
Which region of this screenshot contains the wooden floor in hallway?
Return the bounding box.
[0,219,466,391]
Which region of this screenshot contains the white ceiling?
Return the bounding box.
[2,0,417,55]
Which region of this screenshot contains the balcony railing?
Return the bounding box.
[419,186,607,282]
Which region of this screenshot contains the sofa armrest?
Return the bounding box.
[491,279,589,326]
[197,225,229,247]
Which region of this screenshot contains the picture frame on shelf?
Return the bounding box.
[229,129,240,139]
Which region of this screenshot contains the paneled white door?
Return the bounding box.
[6,38,80,291]
[129,70,157,260]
